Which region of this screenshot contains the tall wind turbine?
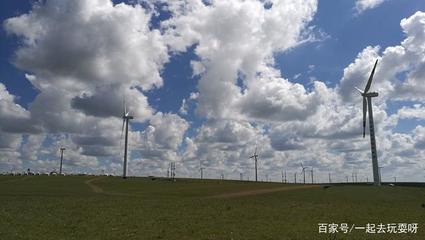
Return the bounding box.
[355,59,380,186]
[300,163,308,184]
[59,147,65,174]
[249,147,259,182]
[121,99,133,179]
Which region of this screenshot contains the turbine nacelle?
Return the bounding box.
[364,92,378,98]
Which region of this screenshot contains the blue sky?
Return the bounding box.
[1,0,425,182]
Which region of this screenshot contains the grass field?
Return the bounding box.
[0,175,424,240]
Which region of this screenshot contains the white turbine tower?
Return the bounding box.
[249,147,259,182]
[355,59,380,186]
[121,99,133,179]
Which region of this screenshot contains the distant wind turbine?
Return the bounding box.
[121,99,133,179]
[281,170,284,183]
[200,167,204,180]
[310,167,314,184]
[300,163,308,184]
[355,59,380,186]
[59,147,65,174]
[249,147,259,182]
[199,160,204,179]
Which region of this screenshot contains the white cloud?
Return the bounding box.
[0,83,39,133]
[162,0,318,121]
[178,99,188,115]
[355,0,386,14]
[4,0,167,92]
[397,104,425,120]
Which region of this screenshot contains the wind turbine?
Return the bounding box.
[200,167,204,179]
[249,147,259,182]
[121,99,133,179]
[300,163,308,184]
[59,147,65,174]
[281,170,284,183]
[199,160,204,179]
[294,172,297,184]
[310,167,314,184]
[355,59,380,186]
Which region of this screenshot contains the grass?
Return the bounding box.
[0,175,424,239]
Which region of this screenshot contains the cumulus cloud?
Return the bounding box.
[397,104,425,120]
[4,0,167,92]
[0,83,39,133]
[236,67,323,122]
[355,0,386,14]
[162,0,319,121]
[343,12,425,103]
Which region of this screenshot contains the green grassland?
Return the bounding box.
[0,175,424,240]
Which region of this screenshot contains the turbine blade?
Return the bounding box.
[254,147,257,155]
[363,97,367,138]
[124,97,127,115]
[122,97,126,117]
[364,59,378,93]
[354,87,364,94]
[121,118,125,139]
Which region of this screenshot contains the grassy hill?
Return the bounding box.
[0,175,424,239]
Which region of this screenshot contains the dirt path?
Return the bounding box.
[84,177,135,197]
[209,185,321,199]
[85,177,105,193]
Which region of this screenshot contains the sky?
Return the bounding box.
[1,0,425,182]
